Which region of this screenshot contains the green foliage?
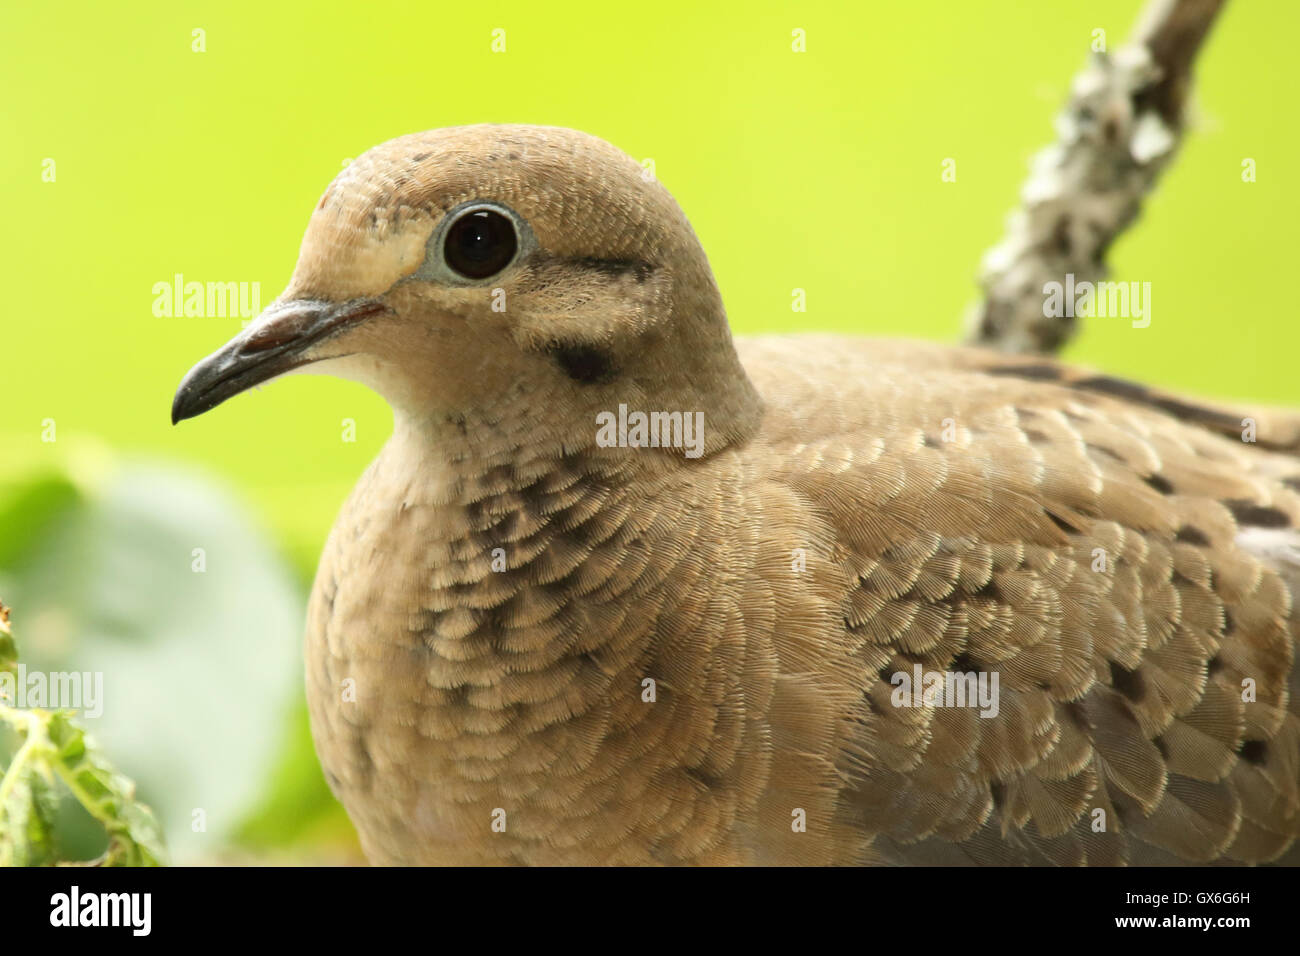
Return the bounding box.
[0,607,167,866]
[0,609,15,675]
[0,455,359,863]
[233,698,347,849]
[0,473,80,570]
[0,458,327,861]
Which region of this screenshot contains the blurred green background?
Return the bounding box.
[1,0,1295,863]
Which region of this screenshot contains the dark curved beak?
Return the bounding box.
[171,297,389,424]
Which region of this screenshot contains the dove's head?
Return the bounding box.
[172,125,761,456]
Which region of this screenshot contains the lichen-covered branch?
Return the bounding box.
[966,0,1226,354]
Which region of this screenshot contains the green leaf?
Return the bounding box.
[45,713,167,866]
[0,474,81,571]
[0,606,15,678]
[2,462,305,861]
[0,612,168,866]
[0,765,59,866]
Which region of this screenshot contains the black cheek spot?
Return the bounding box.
[548,343,619,385]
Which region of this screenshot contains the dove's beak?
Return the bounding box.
[171,297,390,424]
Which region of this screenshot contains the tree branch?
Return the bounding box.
[965,0,1226,354]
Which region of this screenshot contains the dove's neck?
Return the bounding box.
[388,335,763,479]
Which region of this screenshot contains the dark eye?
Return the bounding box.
[443,208,518,279]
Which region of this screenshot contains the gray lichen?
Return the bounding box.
[967,0,1225,354]
[968,46,1180,354]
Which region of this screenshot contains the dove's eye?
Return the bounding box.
[443,207,519,280]
[412,199,533,287]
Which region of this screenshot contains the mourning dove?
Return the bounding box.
[173,125,1300,865]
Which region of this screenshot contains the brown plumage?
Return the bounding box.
[173,125,1300,865]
